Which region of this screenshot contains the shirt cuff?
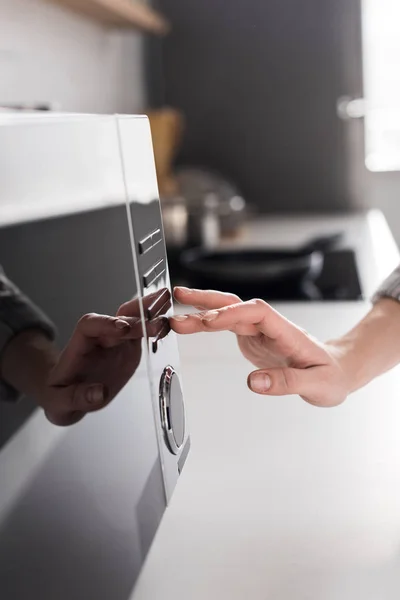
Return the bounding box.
[372,264,400,304]
[0,299,56,403]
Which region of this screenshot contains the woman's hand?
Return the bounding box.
[171,287,353,407]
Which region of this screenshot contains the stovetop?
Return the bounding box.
[168,248,363,302]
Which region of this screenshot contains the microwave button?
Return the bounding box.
[138,234,153,255]
[151,228,162,246]
[154,259,165,276]
[143,268,157,288]
[143,259,165,288]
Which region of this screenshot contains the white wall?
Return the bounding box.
[360,0,400,245]
[0,0,146,113]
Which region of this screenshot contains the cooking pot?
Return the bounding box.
[161,168,247,250]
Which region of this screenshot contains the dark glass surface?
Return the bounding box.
[168,249,363,302]
[0,202,167,600]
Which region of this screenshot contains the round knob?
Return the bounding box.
[159,366,185,455]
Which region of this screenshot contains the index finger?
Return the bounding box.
[198,299,291,338]
[61,314,142,362]
[172,298,314,355]
[75,314,142,342]
[174,287,241,310]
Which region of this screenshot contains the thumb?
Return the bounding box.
[248,367,318,399]
[247,366,346,407]
[43,382,107,427]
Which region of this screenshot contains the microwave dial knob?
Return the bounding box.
[159,366,185,455]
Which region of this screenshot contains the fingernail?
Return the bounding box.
[249,373,271,393]
[202,311,219,322]
[86,384,104,404]
[175,286,191,294]
[115,319,130,330]
[172,314,188,322]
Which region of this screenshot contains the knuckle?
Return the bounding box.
[105,315,117,325]
[78,312,98,326]
[228,293,242,304]
[195,311,207,319]
[298,326,314,341]
[117,302,128,316]
[221,304,235,315]
[281,368,297,392]
[217,303,239,320]
[250,298,267,308]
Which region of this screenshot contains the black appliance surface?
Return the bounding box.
[169,249,363,302]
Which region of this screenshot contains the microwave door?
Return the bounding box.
[0,116,168,599]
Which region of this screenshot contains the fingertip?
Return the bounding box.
[173,286,191,302]
[248,371,272,394]
[171,314,189,322]
[86,383,105,405]
[74,383,109,412]
[115,318,131,330]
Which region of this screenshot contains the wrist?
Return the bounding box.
[326,298,400,394]
[325,337,366,395]
[1,329,59,398]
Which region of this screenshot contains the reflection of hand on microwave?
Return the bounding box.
[45,290,173,426]
[2,309,145,427]
[0,275,173,426]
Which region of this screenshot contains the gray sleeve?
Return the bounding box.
[0,267,56,402]
[372,263,400,304]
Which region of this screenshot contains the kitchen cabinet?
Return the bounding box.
[45,0,169,34]
[157,0,363,212]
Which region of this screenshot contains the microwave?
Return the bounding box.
[0,114,190,599]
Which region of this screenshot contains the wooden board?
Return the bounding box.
[45,0,170,34]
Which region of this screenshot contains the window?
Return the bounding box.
[362,0,400,171]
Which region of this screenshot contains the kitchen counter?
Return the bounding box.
[132,210,400,600]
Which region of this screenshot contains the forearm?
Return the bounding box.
[329,298,400,393]
[0,330,59,401]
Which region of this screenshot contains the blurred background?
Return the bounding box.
[0,0,399,239]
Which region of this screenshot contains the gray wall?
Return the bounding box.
[157,0,363,213]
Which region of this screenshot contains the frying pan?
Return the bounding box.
[179,233,342,295]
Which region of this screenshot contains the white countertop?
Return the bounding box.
[133,211,400,600]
